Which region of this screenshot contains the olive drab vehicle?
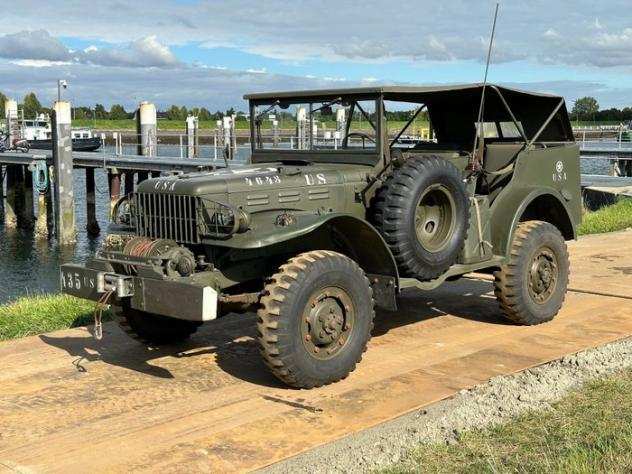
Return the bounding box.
[61,84,581,388]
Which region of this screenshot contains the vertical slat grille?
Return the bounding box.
[133,193,200,244]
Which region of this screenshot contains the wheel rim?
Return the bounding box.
[414,184,456,252]
[301,287,355,360]
[528,246,559,304]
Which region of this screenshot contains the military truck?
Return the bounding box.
[61,84,580,388]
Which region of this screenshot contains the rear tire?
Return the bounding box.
[372,155,469,280]
[258,251,375,389]
[115,306,201,345]
[494,221,569,325]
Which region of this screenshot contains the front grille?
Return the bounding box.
[134,193,201,244]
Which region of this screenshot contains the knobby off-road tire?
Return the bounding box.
[372,155,469,280]
[258,251,375,389]
[494,221,570,325]
[115,306,202,345]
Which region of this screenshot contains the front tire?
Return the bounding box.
[258,251,375,389]
[115,306,201,345]
[494,221,570,325]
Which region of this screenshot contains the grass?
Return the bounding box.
[384,369,632,473]
[578,198,632,236]
[72,118,430,132]
[0,294,110,342]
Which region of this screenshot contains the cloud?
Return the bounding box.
[0,60,363,111]
[0,30,179,69]
[0,30,71,62]
[543,26,632,67]
[2,1,632,70]
[79,36,180,68]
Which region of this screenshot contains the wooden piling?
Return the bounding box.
[20,165,35,229]
[123,171,135,195]
[108,170,121,220]
[0,165,4,213]
[35,192,48,237]
[4,165,19,229]
[52,101,76,245]
[85,168,100,236]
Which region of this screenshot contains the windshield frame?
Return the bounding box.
[248,94,384,166]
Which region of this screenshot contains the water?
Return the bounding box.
[0,145,615,304]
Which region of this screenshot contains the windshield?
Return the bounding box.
[251,97,379,156]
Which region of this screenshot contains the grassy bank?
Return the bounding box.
[579,198,632,236]
[385,369,632,473]
[0,294,110,342]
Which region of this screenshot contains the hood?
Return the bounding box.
[136,162,364,198]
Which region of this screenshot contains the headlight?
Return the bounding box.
[200,200,250,237]
[111,195,134,226]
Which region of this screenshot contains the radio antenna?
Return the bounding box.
[471,2,500,172]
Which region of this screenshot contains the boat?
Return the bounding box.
[21,115,102,152]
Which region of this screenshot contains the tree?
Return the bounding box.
[198,107,212,121]
[571,97,599,121]
[22,92,42,119]
[0,91,6,117]
[166,105,188,121]
[109,104,128,120]
[94,104,108,119]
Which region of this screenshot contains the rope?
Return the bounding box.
[93,289,114,340]
[470,197,494,256]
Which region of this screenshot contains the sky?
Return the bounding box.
[1,0,632,112]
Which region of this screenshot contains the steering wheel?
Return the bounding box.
[343,131,376,148]
[344,131,376,143]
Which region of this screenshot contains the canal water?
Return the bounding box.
[0,150,613,304]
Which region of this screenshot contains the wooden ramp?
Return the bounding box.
[1,231,631,473]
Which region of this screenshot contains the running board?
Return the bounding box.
[399,257,505,291]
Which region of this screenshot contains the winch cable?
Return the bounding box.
[93,289,114,341]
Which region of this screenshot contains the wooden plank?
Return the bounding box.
[0,234,630,473]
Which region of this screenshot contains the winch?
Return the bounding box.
[122,237,197,277]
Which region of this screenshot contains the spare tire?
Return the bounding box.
[372,155,469,280]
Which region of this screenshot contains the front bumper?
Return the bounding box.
[60,263,218,322]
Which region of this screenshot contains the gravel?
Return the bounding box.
[262,337,632,473]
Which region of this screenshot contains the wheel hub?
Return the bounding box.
[302,287,354,359]
[529,247,558,304]
[415,185,456,253]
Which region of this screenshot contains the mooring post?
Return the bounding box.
[186,115,198,158]
[108,169,121,219]
[296,107,307,150]
[52,100,76,245]
[85,168,100,236]
[222,116,233,160]
[272,119,279,147]
[137,101,157,180]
